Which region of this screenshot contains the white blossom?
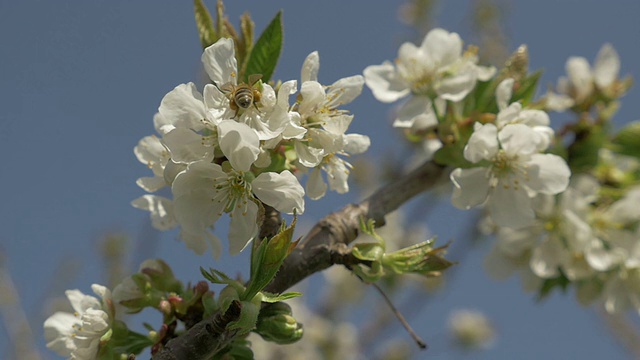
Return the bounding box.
[544,43,621,110]
[448,309,496,350]
[364,28,495,130]
[44,284,112,359]
[172,161,304,255]
[450,123,570,229]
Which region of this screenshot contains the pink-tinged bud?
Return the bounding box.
[159,300,172,316]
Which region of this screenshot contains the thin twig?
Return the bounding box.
[370,281,427,350]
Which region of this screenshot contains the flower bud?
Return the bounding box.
[140,259,182,293]
[255,303,303,344]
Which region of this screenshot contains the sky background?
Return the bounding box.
[1,1,640,359]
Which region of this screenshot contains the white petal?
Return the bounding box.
[394,96,437,130]
[476,65,497,81]
[566,57,593,101]
[131,195,177,231]
[363,61,410,102]
[66,290,100,314]
[328,75,364,106]
[134,135,168,176]
[488,186,535,229]
[163,160,187,186]
[593,43,620,88]
[282,118,307,140]
[464,123,498,163]
[495,102,522,128]
[343,134,370,155]
[217,120,260,172]
[322,114,353,135]
[252,171,305,214]
[153,112,173,135]
[530,238,563,278]
[174,190,221,239]
[306,167,327,200]
[228,201,259,254]
[496,78,514,110]
[136,176,166,193]
[180,229,214,256]
[171,161,224,198]
[421,28,462,67]
[435,62,477,101]
[544,91,574,112]
[203,83,230,118]
[202,38,237,85]
[450,167,490,209]
[162,127,213,164]
[301,51,320,83]
[526,154,571,195]
[299,81,326,115]
[44,312,77,356]
[326,158,350,194]
[158,83,206,130]
[295,142,325,168]
[498,124,539,157]
[519,110,550,128]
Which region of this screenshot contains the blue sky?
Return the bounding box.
[1,1,639,359]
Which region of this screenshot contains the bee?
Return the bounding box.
[213,74,263,118]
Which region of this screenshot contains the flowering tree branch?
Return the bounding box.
[149,159,445,359]
[265,159,446,293]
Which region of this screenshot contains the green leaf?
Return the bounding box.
[511,70,542,106]
[433,141,474,168]
[200,267,236,286]
[243,11,283,83]
[568,124,606,173]
[111,329,153,355]
[260,291,302,303]
[612,121,640,159]
[243,215,297,301]
[537,273,570,301]
[228,300,260,334]
[194,0,217,49]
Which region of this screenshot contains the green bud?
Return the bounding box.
[255,303,303,344]
[258,301,292,318]
[112,274,161,313]
[351,242,385,262]
[139,259,183,293]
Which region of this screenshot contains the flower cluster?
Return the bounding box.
[43,284,113,360]
[484,167,640,314]
[364,28,495,131]
[544,43,622,112]
[451,78,571,229]
[133,38,369,257]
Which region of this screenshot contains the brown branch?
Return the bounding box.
[152,159,446,359]
[265,160,446,293]
[152,300,242,360]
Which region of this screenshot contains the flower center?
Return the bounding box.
[212,171,252,214]
[490,150,529,190]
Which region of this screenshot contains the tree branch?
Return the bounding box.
[151,159,446,359]
[152,300,242,360]
[265,160,446,293]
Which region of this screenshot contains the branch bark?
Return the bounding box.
[151,159,447,359]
